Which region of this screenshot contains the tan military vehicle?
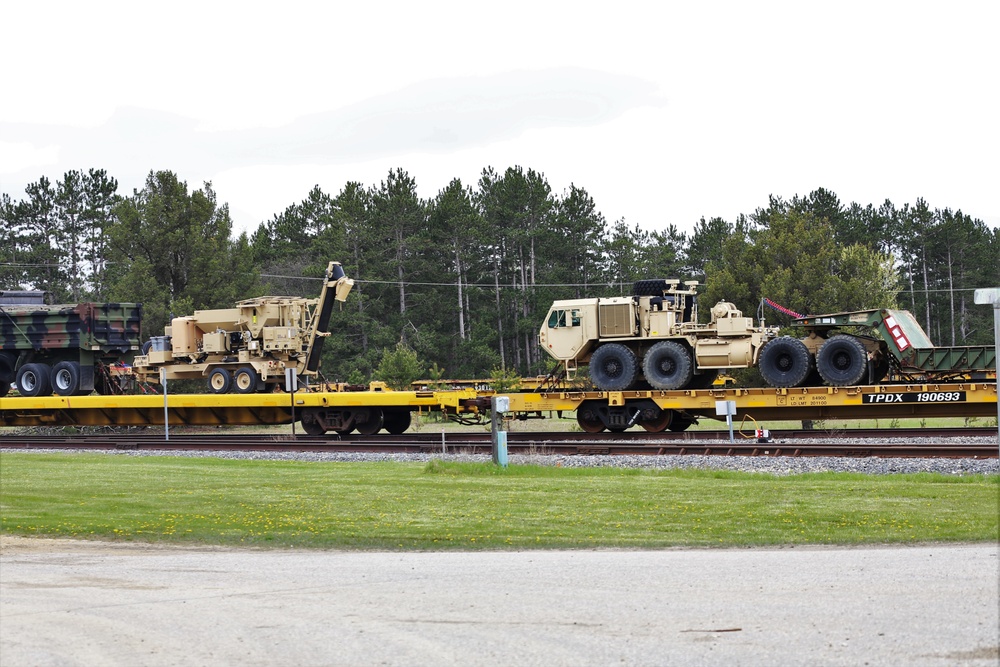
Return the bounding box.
[538,279,778,391]
[133,261,353,393]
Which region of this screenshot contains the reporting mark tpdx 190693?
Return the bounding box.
[863,391,966,404]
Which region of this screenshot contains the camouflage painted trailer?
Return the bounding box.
[757,307,996,387]
[0,302,142,397]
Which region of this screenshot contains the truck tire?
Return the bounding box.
[817,335,868,386]
[642,341,693,390]
[17,362,52,397]
[759,337,812,388]
[207,368,232,394]
[0,351,16,384]
[51,361,82,396]
[233,366,260,394]
[633,279,668,296]
[0,381,9,397]
[589,343,638,391]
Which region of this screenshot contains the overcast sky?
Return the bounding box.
[2,1,997,237]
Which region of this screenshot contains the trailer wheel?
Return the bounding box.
[354,408,384,435]
[759,337,812,388]
[17,363,52,397]
[817,335,868,386]
[383,410,412,435]
[589,343,638,391]
[51,361,82,396]
[642,341,694,390]
[233,366,259,394]
[207,368,232,394]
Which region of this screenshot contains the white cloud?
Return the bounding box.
[1,1,997,232]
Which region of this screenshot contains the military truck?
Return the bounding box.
[538,279,779,391]
[759,308,996,387]
[132,261,354,393]
[0,301,142,397]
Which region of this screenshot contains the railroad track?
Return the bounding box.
[1,428,996,458]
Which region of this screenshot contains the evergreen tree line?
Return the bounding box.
[2,167,997,385]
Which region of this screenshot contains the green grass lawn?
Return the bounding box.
[1,453,996,550]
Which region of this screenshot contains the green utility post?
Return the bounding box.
[973,288,1000,451]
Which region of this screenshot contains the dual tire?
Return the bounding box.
[759,335,870,388]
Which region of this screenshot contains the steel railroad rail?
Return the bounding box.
[1,430,995,458]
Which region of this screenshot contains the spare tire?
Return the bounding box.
[589,343,638,391]
[633,279,673,296]
[817,335,869,386]
[759,337,812,388]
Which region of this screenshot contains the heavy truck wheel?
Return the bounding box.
[589,343,638,391]
[51,361,82,396]
[642,341,693,390]
[759,337,812,388]
[817,335,869,386]
[17,363,51,397]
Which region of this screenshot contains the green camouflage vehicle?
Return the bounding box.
[0,302,142,397]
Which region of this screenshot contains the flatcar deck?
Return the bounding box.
[0,388,479,428]
[0,383,994,431]
[506,382,998,421]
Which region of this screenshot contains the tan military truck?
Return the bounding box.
[133,261,353,393]
[538,279,778,391]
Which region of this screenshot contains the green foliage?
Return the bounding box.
[104,171,261,337]
[374,341,424,390]
[2,167,995,378]
[489,365,522,392]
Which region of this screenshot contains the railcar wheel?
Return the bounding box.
[354,409,384,435]
[51,361,82,396]
[588,343,638,391]
[816,335,868,386]
[640,409,673,433]
[759,337,812,388]
[233,366,259,394]
[576,403,606,433]
[642,341,694,390]
[383,410,412,435]
[207,368,232,394]
[300,410,327,436]
[667,416,695,431]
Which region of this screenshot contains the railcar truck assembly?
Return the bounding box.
[132,261,353,393]
[538,279,779,392]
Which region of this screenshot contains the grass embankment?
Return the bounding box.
[0,453,996,550]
